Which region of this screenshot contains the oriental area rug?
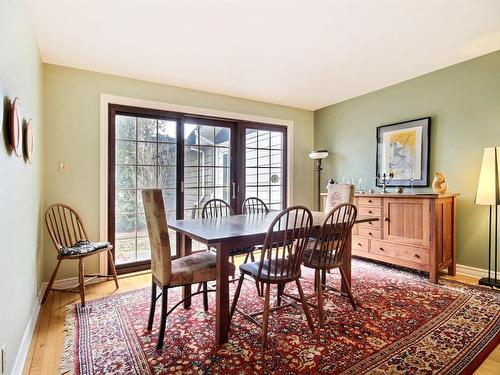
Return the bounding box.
[61,259,500,374]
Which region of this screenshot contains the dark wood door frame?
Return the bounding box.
[108,104,287,274]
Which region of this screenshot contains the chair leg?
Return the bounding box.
[42,259,62,304]
[262,283,271,353]
[78,258,86,307]
[147,279,157,331]
[339,267,357,310]
[316,270,324,326]
[107,250,119,289]
[243,253,250,264]
[255,280,261,296]
[250,251,255,262]
[156,286,169,350]
[295,279,315,334]
[321,269,327,291]
[230,274,245,323]
[203,282,209,312]
[277,283,284,306]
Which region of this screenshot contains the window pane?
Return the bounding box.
[138,166,157,188]
[215,127,230,147]
[184,124,198,145]
[158,143,176,165]
[215,187,230,201]
[200,146,215,166]
[138,118,157,141]
[116,190,136,214]
[270,168,281,185]
[185,145,199,166]
[214,167,230,187]
[116,165,136,189]
[258,149,270,167]
[271,150,282,167]
[116,115,136,140]
[136,213,147,237]
[258,168,270,184]
[271,185,282,204]
[137,236,151,261]
[246,186,258,199]
[246,148,257,167]
[137,142,157,165]
[258,186,270,204]
[200,166,214,187]
[116,140,136,164]
[215,148,229,167]
[158,120,176,142]
[162,189,176,212]
[158,166,176,188]
[200,125,214,145]
[258,130,270,149]
[184,167,199,188]
[115,214,136,239]
[270,131,282,149]
[115,238,136,265]
[246,128,258,148]
[246,168,257,185]
[200,188,214,203]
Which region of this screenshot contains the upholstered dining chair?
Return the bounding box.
[230,206,315,352]
[302,203,358,325]
[43,204,119,307]
[324,183,354,212]
[143,189,235,350]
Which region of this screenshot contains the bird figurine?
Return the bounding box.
[432,172,448,194]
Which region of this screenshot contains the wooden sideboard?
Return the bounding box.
[321,192,459,283]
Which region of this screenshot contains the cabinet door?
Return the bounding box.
[383,198,430,247]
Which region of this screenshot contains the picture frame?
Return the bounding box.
[24,118,34,163]
[376,117,431,187]
[9,97,22,157]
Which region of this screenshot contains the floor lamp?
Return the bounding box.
[309,150,329,210]
[475,146,500,288]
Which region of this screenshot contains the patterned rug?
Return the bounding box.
[61,259,500,374]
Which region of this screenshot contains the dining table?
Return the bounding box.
[168,210,378,345]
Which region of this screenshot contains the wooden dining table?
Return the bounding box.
[168,210,378,345]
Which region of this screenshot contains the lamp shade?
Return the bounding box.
[475,147,500,206]
[309,150,329,160]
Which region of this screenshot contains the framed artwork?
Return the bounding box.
[24,119,34,163]
[376,117,431,187]
[9,97,22,157]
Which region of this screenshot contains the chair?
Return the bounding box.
[230,206,315,352]
[202,199,256,264]
[242,197,270,214]
[142,189,235,350]
[43,204,119,307]
[324,183,354,212]
[302,203,358,325]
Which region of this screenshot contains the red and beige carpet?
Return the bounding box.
[61,260,500,374]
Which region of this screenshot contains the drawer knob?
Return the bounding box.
[414,254,420,259]
[368,199,372,203]
[368,232,373,236]
[384,217,389,222]
[368,210,373,214]
[379,247,384,251]
[358,243,362,246]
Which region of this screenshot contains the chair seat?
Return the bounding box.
[240,259,298,283]
[59,240,111,256]
[169,252,236,287]
[302,238,340,268]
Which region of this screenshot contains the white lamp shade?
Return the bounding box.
[309,150,329,160]
[475,147,500,205]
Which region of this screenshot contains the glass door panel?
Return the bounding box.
[183,121,233,251]
[113,114,178,267]
[244,127,285,211]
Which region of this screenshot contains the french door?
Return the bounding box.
[108,104,286,273]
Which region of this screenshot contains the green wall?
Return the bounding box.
[314,50,500,270]
[43,64,314,281]
[0,0,44,372]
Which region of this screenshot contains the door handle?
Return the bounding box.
[232,182,236,199]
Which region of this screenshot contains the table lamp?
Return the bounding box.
[475,146,500,288]
[309,150,329,210]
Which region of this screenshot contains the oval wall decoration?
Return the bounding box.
[24,119,34,163]
[9,97,22,157]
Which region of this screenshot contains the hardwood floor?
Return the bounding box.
[23,270,499,374]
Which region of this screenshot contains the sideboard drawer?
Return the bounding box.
[358,227,382,239]
[370,239,429,265]
[358,197,382,206]
[352,236,370,252]
[359,219,382,229]
[358,206,382,217]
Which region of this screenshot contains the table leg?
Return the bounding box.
[341,229,352,294]
[180,234,192,309]
[215,242,230,344]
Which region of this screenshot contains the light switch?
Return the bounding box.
[59,162,68,173]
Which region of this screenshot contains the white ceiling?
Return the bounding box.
[30,0,500,110]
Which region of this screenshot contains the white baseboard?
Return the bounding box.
[455,263,500,280]
[11,299,40,375]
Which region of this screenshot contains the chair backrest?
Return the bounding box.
[307,203,357,267]
[258,206,313,281]
[45,204,88,252]
[242,197,270,214]
[202,198,235,218]
[324,184,354,212]
[142,189,172,286]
